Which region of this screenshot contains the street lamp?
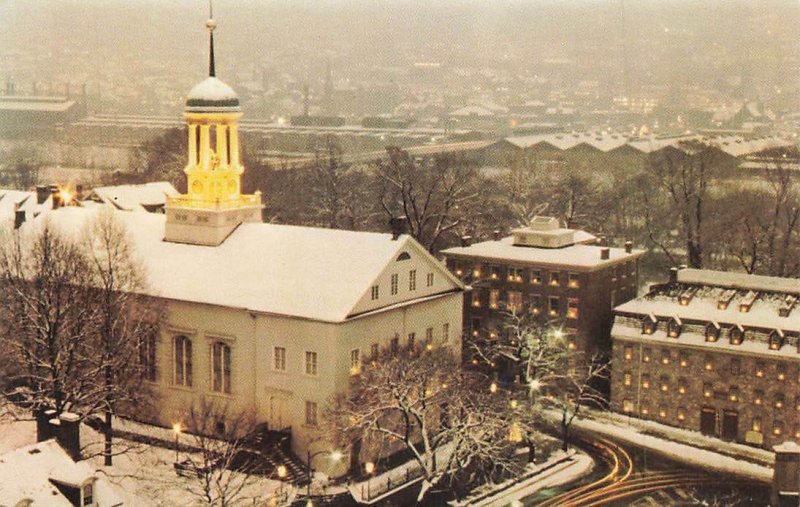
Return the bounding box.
[276,465,287,502]
[306,449,342,501]
[172,422,182,464]
[364,461,375,500]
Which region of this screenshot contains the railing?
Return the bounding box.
[360,463,426,502]
[167,193,261,210]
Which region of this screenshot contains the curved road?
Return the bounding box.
[527,435,769,506]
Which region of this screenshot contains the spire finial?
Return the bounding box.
[206,0,217,77]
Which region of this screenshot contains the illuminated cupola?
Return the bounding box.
[164,5,263,246]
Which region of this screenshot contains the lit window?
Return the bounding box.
[508,267,523,282]
[426,272,434,287]
[425,327,433,346]
[643,348,651,363]
[658,406,667,419]
[139,333,157,382]
[752,417,762,432]
[755,362,765,378]
[770,331,784,350]
[305,351,318,375]
[305,401,318,426]
[729,386,739,402]
[371,285,379,300]
[642,317,656,335]
[409,270,417,291]
[370,343,379,360]
[704,355,714,371]
[623,371,632,386]
[490,289,500,309]
[548,296,560,317]
[640,405,649,416]
[623,345,633,361]
[470,318,480,338]
[679,351,689,368]
[391,273,399,295]
[668,319,681,338]
[754,390,764,406]
[778,364,786,381]
[678,378,686,395]
[774,421,784,436]
[706,324,719,343]
[623,399,634,413]
[567,338,577,350]
[641,374,651,389]
[473,266,482,278]
[661,349,671,365]
[677,406,686,422]
[729,326,743,345]
[442,323,449,343]
[549,271,560,287]
[567,298,579,319]
[274,346,286,371]
[568,272,580,288]
[350,349,361,375]
[660,375,669,392]
[407,332,416,350]
[507,291,523,311]
[530,269,542,285]
[775,393,785,409]
[703,383,712,398]
[453,262,463,277]
[173,335,192,387]
[211,342,232,394]
[529,294,541,315]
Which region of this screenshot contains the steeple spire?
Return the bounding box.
[206,0,216,77]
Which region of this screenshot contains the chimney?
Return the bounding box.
[624,241,633,254]
[600,247,610,260]
[669,267,679,284]
[493,230,502,241]
[75,184,84,199]
[35,185,49,204]
[389,216,407,240]
[51,412,81,461]
[50,186,61,209]
[460,235,472,247]
[36,408,57,442]
[598,236,608,247]
[14,206,25,229]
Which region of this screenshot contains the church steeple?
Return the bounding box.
[164,3,263,246]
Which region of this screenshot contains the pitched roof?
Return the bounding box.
[87,182,179,212]
[11,207,454,322]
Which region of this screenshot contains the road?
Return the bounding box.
[524,435,770,506]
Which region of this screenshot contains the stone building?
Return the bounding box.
[611,267,800,448]
[442,217,643,381]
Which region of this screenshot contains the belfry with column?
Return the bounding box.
[164,13,263,246]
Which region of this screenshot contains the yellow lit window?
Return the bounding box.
[623,346,633,361]
[659,408,667,418]
[567,299,579,319]
[549,271,560,287]
[489,290,500,309]
[641,375,650,389]
[678,386,686,394]
[568,273,580,288]
[623,372,632,386]
[752,417,761,432]
[622,399,633,413]
[677,407,686,421]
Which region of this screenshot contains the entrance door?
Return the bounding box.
[268,395,285,430]
[700,407,717,436]
[722,410,739,440]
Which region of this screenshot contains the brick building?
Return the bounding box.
[611,267,800,448]
[442,217,644,380]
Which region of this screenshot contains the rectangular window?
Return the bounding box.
[305,351,318,375]
[755,361,765,378]
[391,334,400,353]
[211,342,232,394]
[371,285,379,300]
[679,351,689,367]
[425,327,434,345]
[489,289,500,309]
[530,269,542,285]
[643,348,651,363]
[622,399,634,413]
[548,296,560,317]
[140,333,157,382]
[470,318,481,337]
[661,349,671,365]
[623,345,633,361]
[305,401,318,426]
[408,332,416,349]
[508,267,523,282]
[754,389,764,406]
[549,271,560,287]
[529,294,541,315]
[567,298,579,319]
[641,374,650,389]
[507,291,523,311]
[350,349,361,374]
[489,265,501,280]
[274,346,286,371]
[409,270,417,291]
[623,371,632,386]
[442,323,450,343]
[174,335,192,387]
[391,273,399,295]
[370,343,379,360]
[704,355,714,371]
[426,272,434,287]
[568,272,580,288]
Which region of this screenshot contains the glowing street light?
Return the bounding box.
[489,382,498,394]
[172,422,182,464]
[306,449,343,501]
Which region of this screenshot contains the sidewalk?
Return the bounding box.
[449,449,594,507]
[553,409,773,483]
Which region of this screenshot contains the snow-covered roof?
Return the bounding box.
[185,77,240,112]
[502,132,629,152]
[449,106,496,117]
[677,268,800,295]
[442,236,643,270]
[0,96,77,112]
[88,182,179,212]
[0,439,122,506]
[11,207,453,322]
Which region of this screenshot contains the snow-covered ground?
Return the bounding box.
[547,409,773,483]
[0,413,294,506]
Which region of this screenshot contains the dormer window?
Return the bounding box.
[705,322,720,342]
[667,317,682,338]
[679,287,696,306]
[739,291,757,313]
[769,330,785,351]
[641,315,656,335]
[718,289,736,310]
[729,325,743,345]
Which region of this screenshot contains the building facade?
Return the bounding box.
[442,217,643,381]
[611,267,800,449]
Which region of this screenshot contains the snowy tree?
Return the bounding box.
[177,398,269,506]
[325,345,529,503]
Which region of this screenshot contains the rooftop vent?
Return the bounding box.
[511,216,576,248]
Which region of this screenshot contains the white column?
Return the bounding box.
[199,124,210,170]
[229,123,240,167]
[187,124,197,166]
[216,124,228,167]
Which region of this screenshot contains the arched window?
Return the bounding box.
[139,332,157,382]
[211,342,232,394]
[667,318,682,338]
[705,323,720,342]
[729,325,743,345]
[396,252,411,261]
[769,330,785,351]
[174,335,193,387]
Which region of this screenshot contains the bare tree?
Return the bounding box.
[178,398,269,506]
[377,147,481,252]
[326,345,528,503]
